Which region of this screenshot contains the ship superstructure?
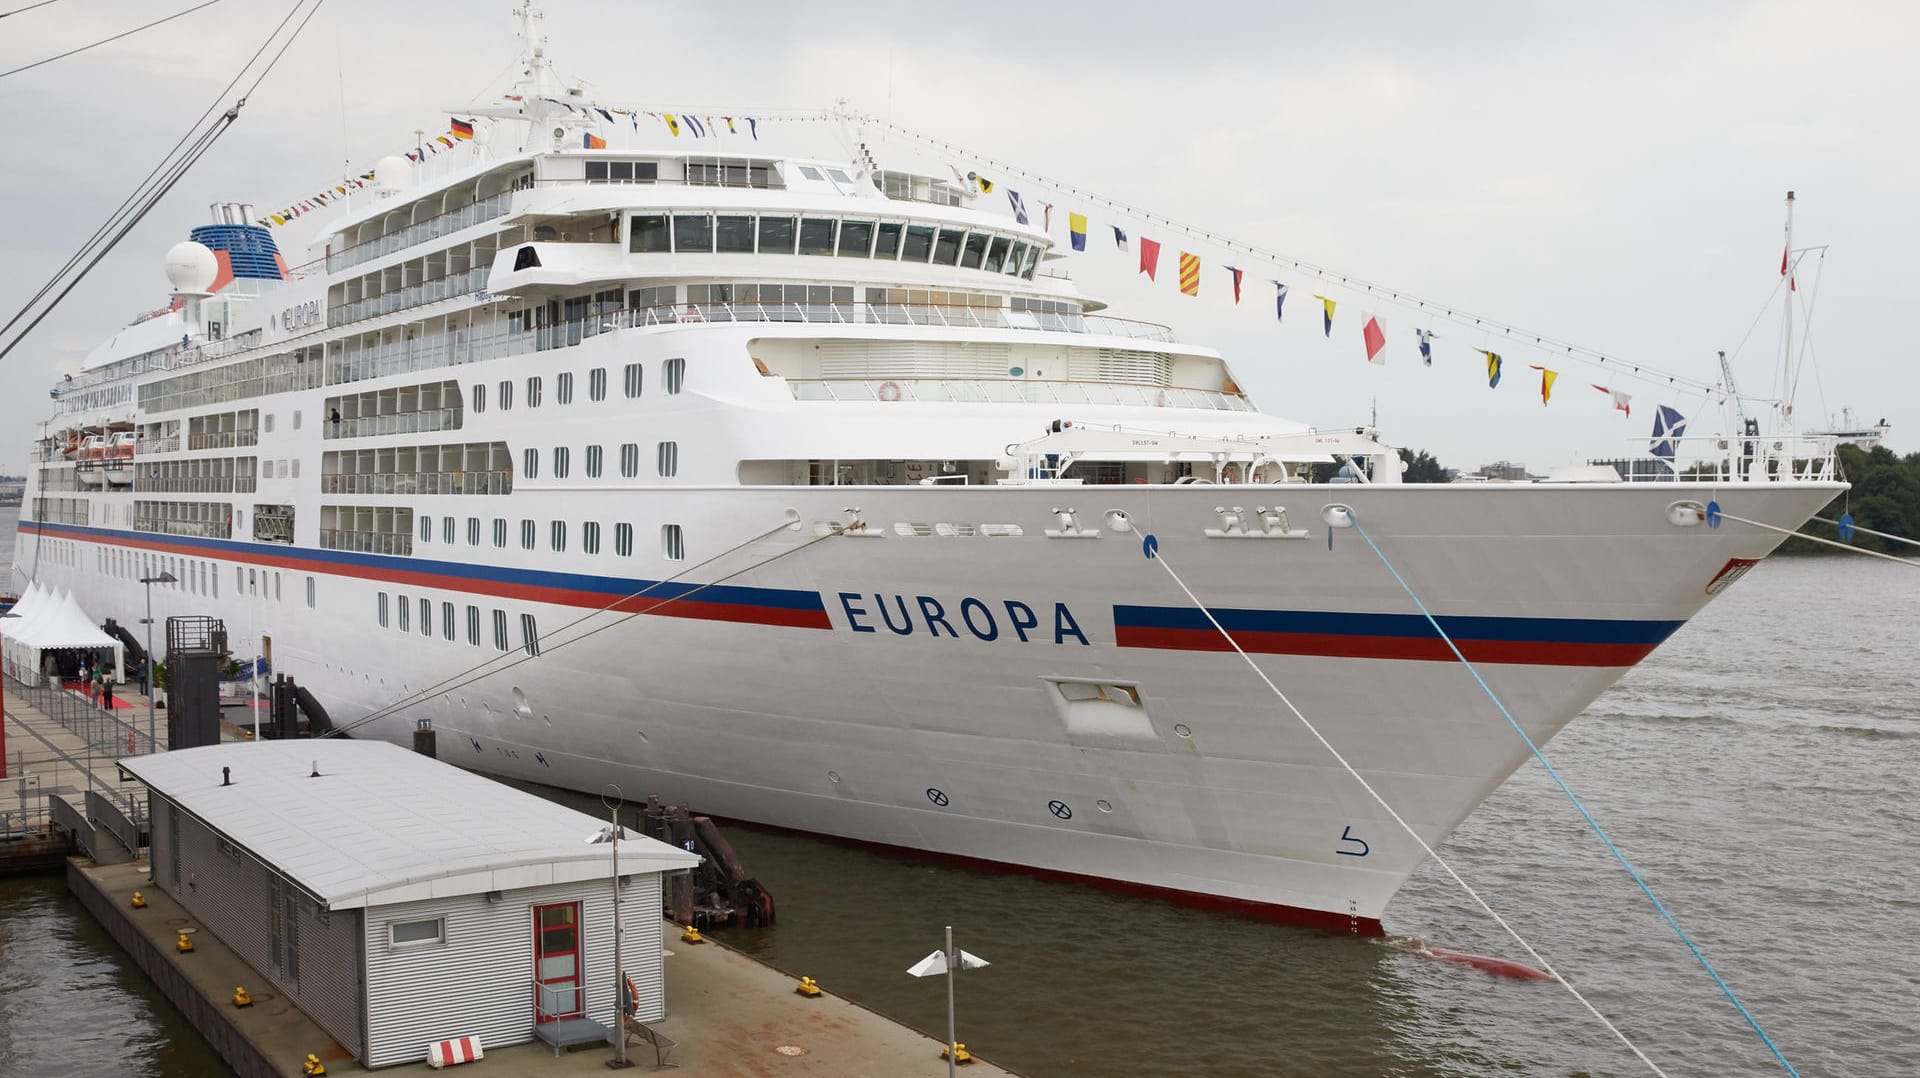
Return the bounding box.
[11,10,1845,932]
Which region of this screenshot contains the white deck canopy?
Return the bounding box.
[122,740,700,910]
[1,583,124,686]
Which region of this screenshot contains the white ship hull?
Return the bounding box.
[15,479,1836,932]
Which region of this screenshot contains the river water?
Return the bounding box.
[2,505,1915,1076]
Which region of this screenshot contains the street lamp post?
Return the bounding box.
[908,927,991,1078]
[138,572,176,755]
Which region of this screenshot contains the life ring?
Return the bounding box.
[623,975,640,1016]
[876,381,903,402]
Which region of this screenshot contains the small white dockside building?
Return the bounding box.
[124,739,700,1067]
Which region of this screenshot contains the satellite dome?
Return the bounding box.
[373,154,411,188]
[163,240,218,293]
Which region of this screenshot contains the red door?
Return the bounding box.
[533,902,582,1022]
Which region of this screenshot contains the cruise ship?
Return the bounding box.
[9,9,1845,933]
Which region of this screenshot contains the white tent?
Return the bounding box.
[1,584,123,688]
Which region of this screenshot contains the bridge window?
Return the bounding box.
[902,225,934,261]
[757,216,796,254]
[873,222,903,260]
[984,236,1011,273]
[715,215,755,252]
[933,228,964,266]
[960,231,988,269]
[798,218,836,256]
[839,220,874,258]
[629,214,669,253]
[673,214,713,252]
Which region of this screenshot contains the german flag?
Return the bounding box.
[1178,252,1200,296]
[450,118,475,140]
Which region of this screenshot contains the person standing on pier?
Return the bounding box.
[97,664,114,711]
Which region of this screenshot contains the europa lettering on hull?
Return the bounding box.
[838,594,1089,645]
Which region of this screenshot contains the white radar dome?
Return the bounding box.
[373,154,411,188]
[163,240,218,294]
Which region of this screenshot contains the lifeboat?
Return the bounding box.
[75,434,107,486]
[102,431,137,486]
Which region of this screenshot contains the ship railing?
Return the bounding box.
[327,267,491,329]
[325,190,516,273]
[319,471,510,496]
[134,477,239,494]
[186,432,259,450]
[132,521,233,540]
[1591,433,1840,484]
[789,378,1256,411]
[322,408,462,440]
[317,530,414,556]
[144,436,181,454]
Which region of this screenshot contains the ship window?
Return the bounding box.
[397,593,410,632]
[585,445,603,478]
[657,441,678,477]
[715,215,755,252]
[520,519,535,550]
[442,602,456,641]
[420,515,431,542]
[467,605,480,646]
[623,363,642,398]
[492,518,507,547]
[293,411,302,430]
[275,572,282,601]
[249,569,257,596]
[498,380,513,410]
[582,521,600,554]
[873,222,903,260]
[827,167,852,184]
[588,367,606,401]
[1020,244,1042,278]
[473,383,486,412]
[265,414,275,433]
[492,609,508,652]
[552,446,570,479]
[306,576,315,608]
[526,376,542,408]
[1005,241,1028,275]
[523,448,538,478]
[839,220,875,258]
[661,524,684,561]
[933,228,966,266]
[467,516,480,545]
[521,613,540,657]
[902,225,935,262]
[984,236,1011,273]
[798,218,836,256]
[958,231,987,269]
[443,517,455,544]
[757,216,796,254]
[620,443,639,477]
[614,522,633,556]
[672,214,713,252]
[378,592,389,628]
[797,165,824,181]
[557,372,573,405]
[419,597,431,636]
[663,357,685,394]
[550,520,566,551]
[629,214,670,253]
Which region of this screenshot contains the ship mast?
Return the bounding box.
[1774,190,1796,435]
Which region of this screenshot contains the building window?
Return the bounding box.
[589,367,607,401]
[623,363,642,398]
[657,441,678,477]
[520,519,535,550]
[492,609,509,651]
[582,521,600,554]
[467,605,481,646]
[550,520,566,551]
[389,917,444,948]
[493,518,507,548]
[552,446,570,479]
[663,357,684,394]
[527,376,542,408]
[397,594,410,632]
[473,383,486,412]
[585,444,602,478]
[619,443,639,478]
[523,448,538,479]
[498,380,513,410]
[378,592,389,627]
[521,613,541,657]
[614,522,633,556]
[557,372,573,405]
[662,524,684,561]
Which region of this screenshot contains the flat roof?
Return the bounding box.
[122,740,699,910]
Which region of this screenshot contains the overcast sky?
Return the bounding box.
[2,0,1913,475]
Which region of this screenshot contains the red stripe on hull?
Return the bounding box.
[722,816,1385,937]
[1115,626,1656,667]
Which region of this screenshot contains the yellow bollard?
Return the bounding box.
[941,1042,975,1066]
[130,891,147,909]
[794,976,822,998]
[176,933,194,953]
[680,924,705,944]
[233,986,253,1008]
[302,1053,327,1076]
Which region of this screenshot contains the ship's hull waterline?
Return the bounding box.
[16,479,1839,930]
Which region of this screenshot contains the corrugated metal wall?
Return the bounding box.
[149,797,174,887]
[362,873,665,1067]
[160,796,367,1060]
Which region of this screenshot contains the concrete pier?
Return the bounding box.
[72,856,1016,1076]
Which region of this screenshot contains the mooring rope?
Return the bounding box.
[1344,509,1799,1077]
[1808,514,1920,550]
[1716,511,1920,568]
[1116,517,1668,1076]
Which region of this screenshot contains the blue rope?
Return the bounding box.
[1347,513,1799,1077]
